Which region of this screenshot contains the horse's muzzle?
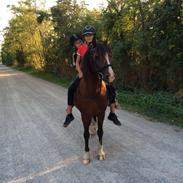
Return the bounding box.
[109,75,115,83]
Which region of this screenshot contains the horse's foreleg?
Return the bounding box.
[97,113,105,160]
[84,126,90,152]
[82,114,91,165]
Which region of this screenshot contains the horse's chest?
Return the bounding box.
[74,90,107,115]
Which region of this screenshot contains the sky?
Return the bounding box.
[0,0,107,45]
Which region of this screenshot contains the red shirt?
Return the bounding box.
[77,44,88,61]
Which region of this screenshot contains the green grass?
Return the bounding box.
[13,66,183,127]
[117,90,183,127]
[14,66,71,87]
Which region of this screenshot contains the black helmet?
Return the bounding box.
[69,33,81,46]
[82,25,96,36]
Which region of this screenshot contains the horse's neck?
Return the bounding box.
[84,74,101,96]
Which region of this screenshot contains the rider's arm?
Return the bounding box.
[75,55,83,77]
[72,52,76,67]
[105,53,115,82]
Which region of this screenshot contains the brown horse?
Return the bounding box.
[74,43,115,164]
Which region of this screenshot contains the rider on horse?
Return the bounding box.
[63,25,121,127]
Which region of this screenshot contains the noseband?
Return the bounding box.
[97,64,113,80]
[97,64,113,73]
[90,47,113,80]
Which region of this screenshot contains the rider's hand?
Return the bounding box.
[78,72,83,79]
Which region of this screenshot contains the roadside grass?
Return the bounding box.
[14,66,71,87]
[117,90,183,127]
[13,66,183,127]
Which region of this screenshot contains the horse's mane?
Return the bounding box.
[82,42,110,78]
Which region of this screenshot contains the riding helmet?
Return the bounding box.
[69,33,81,46]
[82,25,96,36]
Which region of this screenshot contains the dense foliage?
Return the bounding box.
[1,0,183,91]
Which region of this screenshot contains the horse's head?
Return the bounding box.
[82,43,115,83]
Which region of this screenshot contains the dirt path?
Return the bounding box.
[0,64,183,183]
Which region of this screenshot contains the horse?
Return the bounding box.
[74,43,115,164]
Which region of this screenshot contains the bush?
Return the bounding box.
[117,90,183,127]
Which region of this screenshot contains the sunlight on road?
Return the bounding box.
[7,156,79,183]
[0,73,19,77]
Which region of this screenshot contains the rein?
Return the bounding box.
[97,64,113,80]
[97,64,113,73]
[83,45,113,81]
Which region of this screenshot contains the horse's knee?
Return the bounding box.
[84,130,90,139]
[84,129,90,152]
[97,128,103,137]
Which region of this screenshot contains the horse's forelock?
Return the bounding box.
[82,42,110,78]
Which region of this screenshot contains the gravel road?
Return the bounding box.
[0,64,183,183]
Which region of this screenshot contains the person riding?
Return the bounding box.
[69,33,81,67]
[63,25,121,127]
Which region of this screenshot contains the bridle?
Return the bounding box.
[97,64,113,80]
[97,64,113,73]
[89,47,113,81]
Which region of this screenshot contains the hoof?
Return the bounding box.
[98,144,105,161]
[83,159,90,165]
[82,152,90,165]
[98,154,106,161]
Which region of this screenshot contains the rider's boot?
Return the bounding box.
[108,112,121,126]
[63,113,74,127]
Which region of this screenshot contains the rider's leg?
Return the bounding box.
[63,77,80,127]
[67,76,80,111]
[109,84,117,112]
[66,105,73,114]
[107,84,121,126]
[110,103,116,113]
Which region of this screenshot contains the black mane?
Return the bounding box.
[82,42,109,78]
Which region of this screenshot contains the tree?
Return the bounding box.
[1,0,45,69]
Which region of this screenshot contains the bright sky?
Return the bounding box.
[0,0,107,45]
